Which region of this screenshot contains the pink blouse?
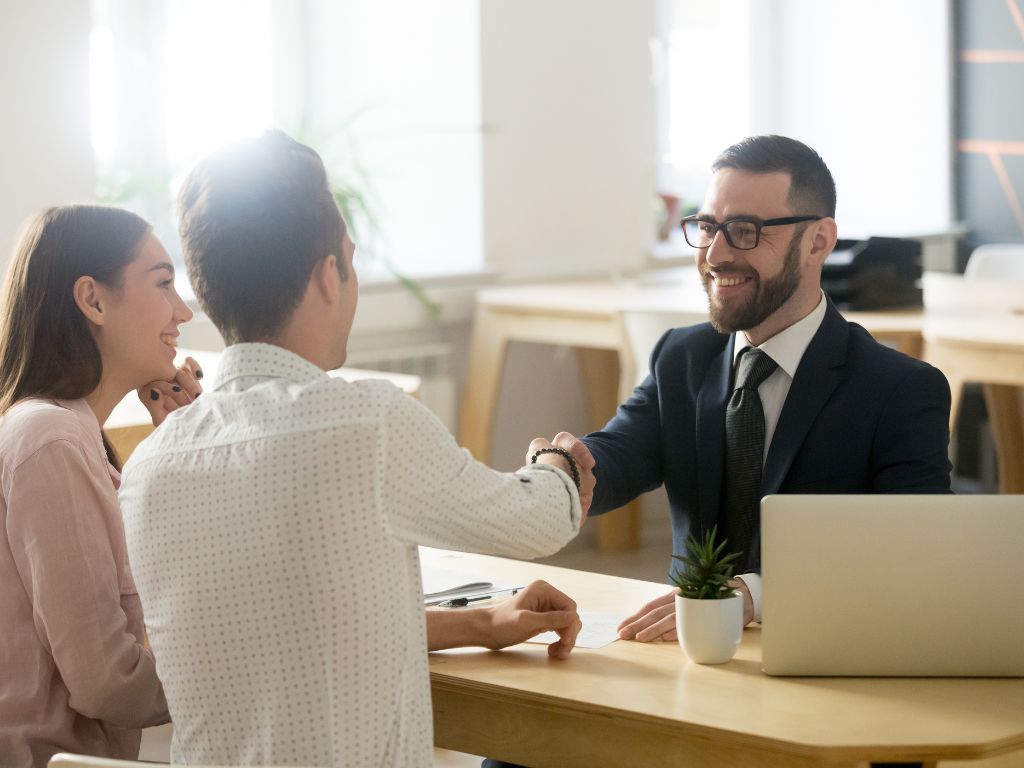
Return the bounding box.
[0,398,168,768]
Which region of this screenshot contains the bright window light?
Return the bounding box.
[162,0,273,172]
[89,0,483,279]
[658,0,753,206]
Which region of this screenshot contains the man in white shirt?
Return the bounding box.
[534,135,952,641]
[119,131,594,767]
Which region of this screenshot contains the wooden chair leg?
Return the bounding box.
[983,384,1024,494]
[576,347,642,551]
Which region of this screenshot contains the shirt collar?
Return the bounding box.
[732,290,827,379]
[212,343,329,391]
[56,396,103,433]
[54,397,121,485]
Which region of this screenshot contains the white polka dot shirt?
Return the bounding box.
[120,343,581,767]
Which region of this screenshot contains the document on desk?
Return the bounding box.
[527,611,623,649]
[421,564,519,605]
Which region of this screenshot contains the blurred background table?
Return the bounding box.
[105,348,421,462]
[458,274,927,552]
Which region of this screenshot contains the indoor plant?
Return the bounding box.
[671,526,744,664]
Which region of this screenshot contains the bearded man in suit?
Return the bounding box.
[540,135,951,640]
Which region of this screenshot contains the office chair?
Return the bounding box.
[50,756,167,768]
[619,307,706,388]
[48,754,319,768]
[963,243,1024,281]
[961,242,1024,494]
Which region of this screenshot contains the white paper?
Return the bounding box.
[420,564,520,604]
[526,611,624,649]
[421,565,491,599]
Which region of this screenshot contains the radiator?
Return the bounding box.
[345,343,457,431]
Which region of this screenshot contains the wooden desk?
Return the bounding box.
[426,548,1024,768]
[104,348,421,462]
[459,276,925,550]
[924,315,1024,494]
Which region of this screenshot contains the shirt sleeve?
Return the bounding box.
[6,440,168,727]
[380,389,581,558]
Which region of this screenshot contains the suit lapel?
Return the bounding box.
[696,334,735,526]
[762,299,850,495]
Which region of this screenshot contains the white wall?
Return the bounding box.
[479,2,656,467]
[756,0,953,238]
[303,0,484,279]
[480,1,657,281]
[0,1,96,272]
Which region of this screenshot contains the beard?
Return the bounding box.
[702,231,802,334]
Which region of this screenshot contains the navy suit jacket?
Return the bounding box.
[581,297,952,575]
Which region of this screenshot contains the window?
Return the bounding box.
[90,1,274,263]
[653,0,762,255]
[653,0,952,253]
[89,0,483,281]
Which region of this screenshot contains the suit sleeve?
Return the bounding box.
[872,362,953,493]
[582,330,671,515]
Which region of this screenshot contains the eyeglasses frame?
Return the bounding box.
[679,215,824,251]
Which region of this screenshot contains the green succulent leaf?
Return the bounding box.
[669,525,740,600]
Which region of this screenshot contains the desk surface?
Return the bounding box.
[426,548,1024,767]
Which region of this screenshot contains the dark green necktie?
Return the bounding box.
[722,347,778,572]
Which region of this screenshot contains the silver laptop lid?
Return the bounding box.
[761,494,1024,677]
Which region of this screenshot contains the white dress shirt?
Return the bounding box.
[120,343,581,768]
[732,293,827,621]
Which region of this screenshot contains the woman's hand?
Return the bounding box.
[137,356,203,427]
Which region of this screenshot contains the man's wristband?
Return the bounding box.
[530,447,581,491]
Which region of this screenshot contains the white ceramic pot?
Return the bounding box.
[674,591,743,664]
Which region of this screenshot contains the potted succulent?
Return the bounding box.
[671,526,744,664]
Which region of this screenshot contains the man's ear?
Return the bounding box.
[311,254,341,303]
[807,217,839,268]
[73,276,106,326]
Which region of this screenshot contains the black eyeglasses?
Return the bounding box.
[680,215,823,251]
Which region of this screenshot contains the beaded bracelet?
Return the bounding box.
[530,447,581,491]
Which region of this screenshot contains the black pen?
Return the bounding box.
[438,587,521,608]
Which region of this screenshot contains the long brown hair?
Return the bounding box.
[0,205,152,464]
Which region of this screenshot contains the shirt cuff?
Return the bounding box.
[736,572,762,624]
[516,463,582,531]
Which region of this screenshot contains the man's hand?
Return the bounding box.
[618,581,753,642]
[483,580,582,659]
[617,589,677,642]
[426,580,582,659]
[527,431,596,520]
[728,577,754,626]
[138,356,204,428]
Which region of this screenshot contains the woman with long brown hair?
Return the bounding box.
[0,205,200,767]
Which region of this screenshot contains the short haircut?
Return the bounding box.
[712,135,837,218]
[177,131,346,344]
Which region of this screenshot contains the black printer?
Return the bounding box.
[821,236,922,310]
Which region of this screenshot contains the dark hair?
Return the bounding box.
[0,205,151,415]
[712,135,837,218]
[177,130,346,344]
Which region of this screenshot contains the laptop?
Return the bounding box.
[760,494,1024,677]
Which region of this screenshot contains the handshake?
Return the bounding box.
[527,432,596,521]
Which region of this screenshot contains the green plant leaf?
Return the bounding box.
[669,525,739,599]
